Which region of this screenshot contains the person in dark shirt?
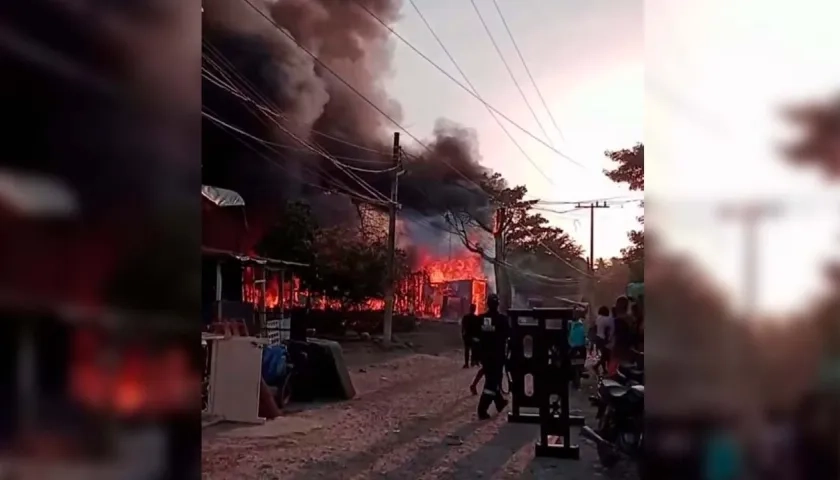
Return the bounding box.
[609,296,633,375]
[475,294,511,420]
[630,297,644,351]
[461,303,479,368]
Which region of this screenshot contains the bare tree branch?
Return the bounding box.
[444,209,497,264]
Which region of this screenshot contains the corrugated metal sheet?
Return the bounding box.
[201,185,245,207]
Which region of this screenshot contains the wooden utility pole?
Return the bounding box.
[575,201,611,271]
[575,201,609,319]
[493,206,509,312]
[382,132,401,345]
[719,201,780,314]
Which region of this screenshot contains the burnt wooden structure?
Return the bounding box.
[507,307,583,459]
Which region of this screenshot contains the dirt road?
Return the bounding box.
[202,325,637,479]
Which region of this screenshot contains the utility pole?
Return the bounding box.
[575,201,609,318]
[718,201,780,315]
[383,132,401,346]
[494,206,509,312]
[575,201,611,271]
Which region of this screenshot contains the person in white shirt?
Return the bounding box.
[594,306,614,375]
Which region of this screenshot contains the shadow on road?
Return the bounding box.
[438,422,539,480]
[374,419,490,479]
[288,397,476,480]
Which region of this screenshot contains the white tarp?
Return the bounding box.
[202,185,245,207]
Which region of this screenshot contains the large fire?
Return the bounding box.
[414,250,488,318]
[238,247,488,320]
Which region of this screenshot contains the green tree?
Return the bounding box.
[604,143,644,281]
[783,95,840,359]
[307,227,409,308]
[783,94,840,177]
[257,201,410,308]
[591,257,632,309]
[256,201,318,266]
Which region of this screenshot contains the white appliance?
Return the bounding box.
[203,334,267,424]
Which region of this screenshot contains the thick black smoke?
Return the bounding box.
[201,0,492,229]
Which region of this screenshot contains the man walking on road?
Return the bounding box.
[461,303,479,368]
[476,294,510,420]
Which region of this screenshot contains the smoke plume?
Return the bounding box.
[201,0,492,234]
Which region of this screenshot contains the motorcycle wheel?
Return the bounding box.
[275,371,294,409]
[596,411,621,468]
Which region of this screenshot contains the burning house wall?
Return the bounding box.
[396,211,494,319]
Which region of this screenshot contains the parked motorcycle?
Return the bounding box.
[582,354,645,477]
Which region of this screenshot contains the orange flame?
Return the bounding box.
[411,248,488,318]
[235,247,488,319]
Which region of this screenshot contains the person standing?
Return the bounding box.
[568,313,587,389]
[475,294,510,420]
[461,303,479,368]
[594,305,614,375]
[609,296,633,375]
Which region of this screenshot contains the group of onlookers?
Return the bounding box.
[589,295,644,375]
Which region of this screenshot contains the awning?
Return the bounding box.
[201,246,308,269]
[201,185,245,207]
[553,297,588,308]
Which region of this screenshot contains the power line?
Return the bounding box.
[204,42,393,184]
[535,196,642,206]
[531,206,586,216]
[204,39,392,158]
[202,80,391,204]
[203,56,390,203]
[238,0,492,197]
[202,44,394,204]
[467,0,555,147]
[233,0,602,275]
[203,72,397,173]
[203,108,387,204]
[404,0,555,187]
[203,45,372,196]
[207,54,450,231]
[401,214,583,284]
[204,109,391,206]
[489,0,565,142]
[344,0,594,173]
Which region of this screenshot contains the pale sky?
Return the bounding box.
[385,0,643,260]
[646,0,840,314]
[383,0,840,315]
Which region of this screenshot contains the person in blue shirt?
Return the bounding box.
[568,313,587,389]
[703,429,744,480]
[569,315,587,348]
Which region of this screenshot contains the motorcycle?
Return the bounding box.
[582,354,645,476]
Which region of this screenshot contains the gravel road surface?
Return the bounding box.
[202,343,637,480]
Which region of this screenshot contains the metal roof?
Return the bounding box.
[201,185,245,207]
[201,246,309,268]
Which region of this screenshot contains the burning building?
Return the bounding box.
[202,185,309,337]
[393,210,494,320]
[200,0,506,321]
[404,251,488,320]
